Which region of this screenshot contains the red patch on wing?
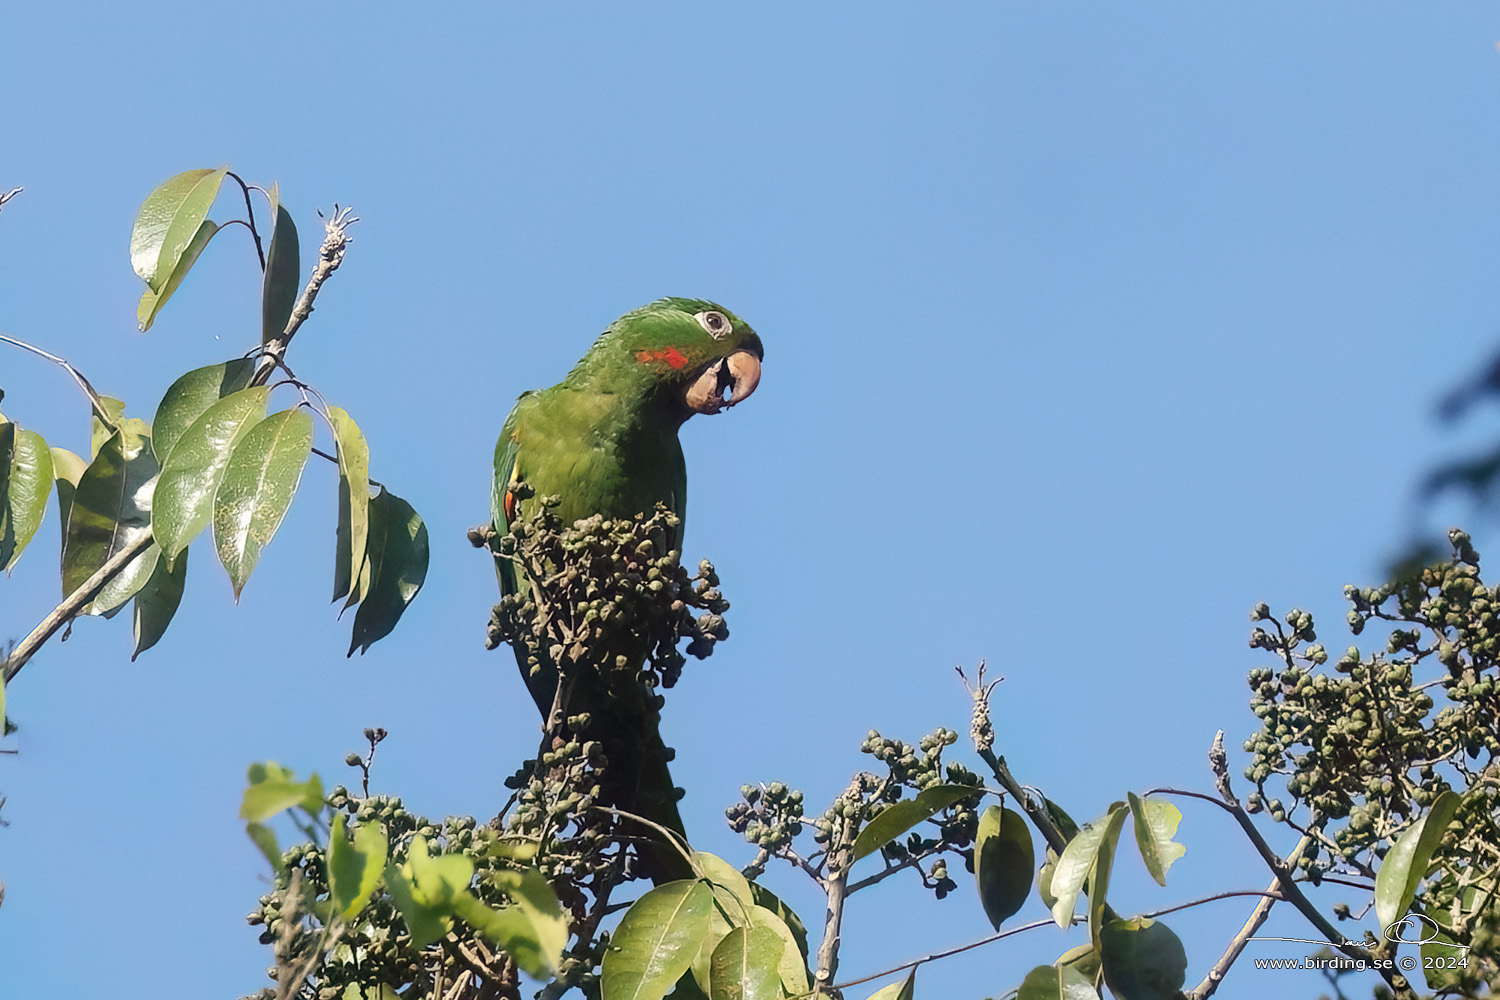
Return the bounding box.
[635,347,689,370]
[504,489,517,523]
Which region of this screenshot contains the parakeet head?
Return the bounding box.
[570,297,764,419]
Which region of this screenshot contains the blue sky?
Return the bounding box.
[4,5,1500,999]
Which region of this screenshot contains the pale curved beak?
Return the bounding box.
[685,350,762,414]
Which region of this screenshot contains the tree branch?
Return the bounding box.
[1189,834,1310,999]
[257,205,356,385]
[0,333,115,427]
[3,531,155,684]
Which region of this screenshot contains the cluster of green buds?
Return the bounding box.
[501,729,616,921]
[487,488,730,695]
[244,793,517,1000]
[730,728,981,903]
[725,781,806,854]
[1242,530,1500,991]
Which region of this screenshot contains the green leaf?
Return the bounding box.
[90,397,127,459]
[747,882,809,967]
[153,387,270,565]
[261,185,301,345]
[61,419,160,615]
[1056,943,1101,981]
[457,868,567,979]
[213,407,314,599]
[1418,926,1468,992]
[602,880,714,1000]
[347,488,429,655]
[851,783,979,862]
[707,925,784,1000]
[151,358,257,466]
[405,834,475,908]
[329,407,371,604]
[1099,916,1187,1000]
[862,969,916,1000]
[131,544,186,660]
[327,814,388,921]
[1016,964,1100,1000]
[240,762,324,822]
[1375,790,1461,928]
[1127,792,1185,887]
[49,446,86,555]
[1050,803,1128,931]
[384,859,449,949]
[130,167,228,287]
[137,219,221,332]
[976,804,1035,929]
[748,906,810,996]
[1042,797,1081,841]
[245,821,282,876]
[1,424,53,571]
[688,855,756,993]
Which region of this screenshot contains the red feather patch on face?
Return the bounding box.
[635,347,689,370]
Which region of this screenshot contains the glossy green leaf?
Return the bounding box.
[852,783,979,862]
[747,881,809,967]
[213,407,313,599]
[863,969,916,1000]
[707,925,784,1000]
[976,805,1035,929]
[348,487,429,655]
[130,167,227,287]
[90,397,127,459]
[1,424,53,571]
[151,358,257,465]
[327,814,388,921]
[50,446,86,556]
[329,407,370,603]
[689,855,756,992]
[1099,917,1187,1000]
[1016,964,1100,1000]
[137,219,220,331]
[459,867,567,979]
[61,419,160,615]
[1127,793,1185,887]
[748,905,810,996]
[154,387,270,565]
[131,545,186,660]
[1375,790,1460,929]
[240,762,324,822]
[261,184,301,345]
[1050,803,1128,931]
[602,880,714,1000]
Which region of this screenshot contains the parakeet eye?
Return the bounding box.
[695,310,732,339]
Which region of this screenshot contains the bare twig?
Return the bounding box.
[1206,732,1413,995]
[832,916,1059,992]
[226,172,266,270]
[0,186,21,213]
[812,777,863,997]
[1189,835,1311,999]
[0,333,114,427]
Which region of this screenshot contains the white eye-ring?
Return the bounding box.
[695,310,732,339]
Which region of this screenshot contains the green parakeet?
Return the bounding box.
[492,297,764,883]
